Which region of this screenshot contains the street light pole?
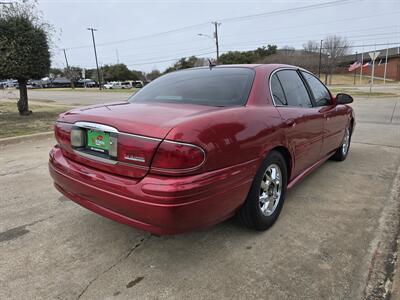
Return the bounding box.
[198,22,221,63]
[87,27,102,90]
[318,39,323,78]
[212,21,221,62]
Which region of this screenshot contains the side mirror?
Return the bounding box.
[336,93,353,105]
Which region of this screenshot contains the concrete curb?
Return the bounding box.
[0,132,54,147]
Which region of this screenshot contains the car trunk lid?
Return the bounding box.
[55,102,218,179]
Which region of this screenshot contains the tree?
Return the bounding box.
[102,64,133,82]
[0,1,51,115]
[219,45,277,65]
[131,69,145,81]
[64,66,82,88]
[146,69,161,81]
[303,40,319,53]
[322,35,351,84]
[49,67,64,78]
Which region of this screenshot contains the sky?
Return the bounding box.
[36,0,400,73]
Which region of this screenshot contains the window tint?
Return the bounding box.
[128,68,255,107]
[276,70,312,108]
[270,74,287,105]
[301,71,331,106]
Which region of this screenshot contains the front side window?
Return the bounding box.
[275,70,312,108]
[128,67,255,107]
[301,71,331,106]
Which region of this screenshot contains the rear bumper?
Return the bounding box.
[49,146,257,235]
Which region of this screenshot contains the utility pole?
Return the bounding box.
[359,51,364,84]
[63,49,74,89]
[87,27,102,90]
[63,49,70,69]
[353,51,357,85]
[212,21,221,62]
[116,49,120,64]
[383,46,389,84]
[318,39,323,78]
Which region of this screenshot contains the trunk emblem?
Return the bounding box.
[124,155,145,163]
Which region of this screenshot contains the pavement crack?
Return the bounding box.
[390,100,398,123]
[0,215,55,243]
[363,163,400,299]
[0,163,45,177]
[76,233,151,300]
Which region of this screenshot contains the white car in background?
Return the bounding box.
[103,81,132,89]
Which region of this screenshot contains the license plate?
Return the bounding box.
[87,130,110,153]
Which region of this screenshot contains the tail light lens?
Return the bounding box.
[117,134,161,167]
[55,122,72,149]
[71,127,85,147]
[151,140,206,174]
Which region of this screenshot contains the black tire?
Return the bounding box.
[238,151,288,231]
[331,126,351,161]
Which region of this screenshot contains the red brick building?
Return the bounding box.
[342,47,400,81]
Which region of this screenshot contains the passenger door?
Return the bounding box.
[271,69,324,178]
[300,71,346,156]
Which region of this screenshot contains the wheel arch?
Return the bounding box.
[350,117,355,134]
[269,146,292,181]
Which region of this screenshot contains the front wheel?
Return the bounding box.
[331,126,351,161]
[238,151,287,231]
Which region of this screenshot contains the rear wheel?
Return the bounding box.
[238,151,287,231]
[331,126,351,161]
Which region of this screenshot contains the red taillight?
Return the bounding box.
[151,140,205,174]
[54,122,72,148]
[117,134,161,167]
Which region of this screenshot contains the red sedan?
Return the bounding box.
[49,64,355,235]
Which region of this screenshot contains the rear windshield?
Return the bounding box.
[128,67,255,107]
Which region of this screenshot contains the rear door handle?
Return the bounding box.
[285,119,296,127]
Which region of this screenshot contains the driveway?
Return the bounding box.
[0,96,399,299]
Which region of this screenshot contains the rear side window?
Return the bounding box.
[270,74,287,105]
[301,71,331,106]
[129,67,255,107]
[275,70,312,108]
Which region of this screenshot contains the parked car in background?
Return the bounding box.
[132,80,144,88]
[0,79,18,88]
[104,81,132,89]
[121,81,132,89]
[76,79,97,88]
[49,64,355,235]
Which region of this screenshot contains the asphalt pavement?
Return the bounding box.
[1,94,399,299]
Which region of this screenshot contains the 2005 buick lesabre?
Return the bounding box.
[49,64,355,235]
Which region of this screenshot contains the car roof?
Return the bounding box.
[185,63,298,71]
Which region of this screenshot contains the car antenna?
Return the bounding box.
[208,59,216,70]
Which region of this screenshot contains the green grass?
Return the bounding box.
[328,88,397,97]
[0,101,73,138]
[38,87,139,93]
[323,74,391,85]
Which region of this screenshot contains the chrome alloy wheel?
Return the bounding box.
[259,164,282,216]
[342,127,350,155]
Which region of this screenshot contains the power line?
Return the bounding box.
[220,0,360,23]
[61,0,359,51]
[221,11,400,40]
[68,40,400,70]
[218,31,400,51]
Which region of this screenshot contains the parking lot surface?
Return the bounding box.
[2,88,129,106]
[1,95,399,299]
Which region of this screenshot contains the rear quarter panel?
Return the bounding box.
[165,106,286,173]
